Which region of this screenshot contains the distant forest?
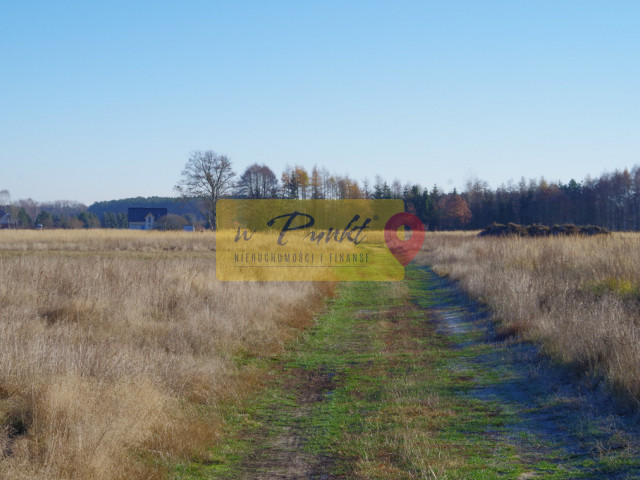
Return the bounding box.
[231,163,640,231]
[0,196,205,230]
[87,197,203,218]
[1,165,639,231]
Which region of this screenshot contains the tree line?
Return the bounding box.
[238,163,640,231]
[176,150,640,231]
[3,153,639,231]
[173,151,475,230]
[462,169,640,231]
[0,193,101,229]
[0,191,206,230]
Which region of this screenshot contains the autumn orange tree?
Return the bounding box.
[281,165,310,199]
[438,191,472,229]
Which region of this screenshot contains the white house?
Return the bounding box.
[128,208,168,230]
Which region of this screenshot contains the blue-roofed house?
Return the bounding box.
[128,207,168,230]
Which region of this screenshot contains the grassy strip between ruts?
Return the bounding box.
[174,266,640,479]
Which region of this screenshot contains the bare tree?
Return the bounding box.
[175,150,235,229]
[362,178,371,199]
[310,165,323,199]
[236,164,278,198]
[0,189,10,207]
[18,198,39,220]
[391,178,403,199]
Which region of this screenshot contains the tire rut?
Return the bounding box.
[419,266,640,478]
[236,367,338,480]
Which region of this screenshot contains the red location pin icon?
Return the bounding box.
[384,213,425,266]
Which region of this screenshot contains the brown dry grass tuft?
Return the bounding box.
[0,229,332,479]
[417,231,640,407]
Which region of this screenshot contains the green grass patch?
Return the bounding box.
[177,266,640,479]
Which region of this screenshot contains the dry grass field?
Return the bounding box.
[418,231,640,407]
[0,230,332,480]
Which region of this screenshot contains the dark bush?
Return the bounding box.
[527,224,550,236]
[580,225,610,236]
[507,222,528,236]
[550,224,582,236]
[479,223,610,238]
[478,223,507,237]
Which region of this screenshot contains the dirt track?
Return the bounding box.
[422,267,640,478]
[231,267,640,479]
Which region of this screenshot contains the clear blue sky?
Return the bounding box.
[1,1,638,205]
